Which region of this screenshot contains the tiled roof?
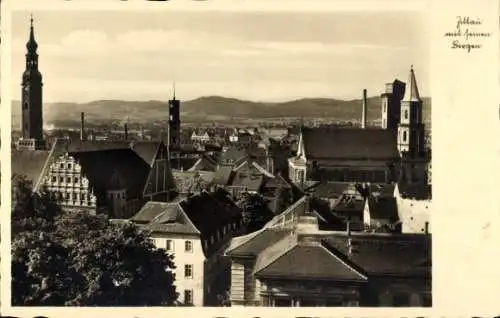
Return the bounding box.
[263,174,292,189]
[135,201,200,235]
[130,201,179,223]
[309,182,351,199]
[219,146,247,165]
[367,197,399,222]
[323,233,431,277]
[11,149,51,185]
[301,127,399,160]
[212,166,234,185]
[255,242,366,281]
[179,191,241,236]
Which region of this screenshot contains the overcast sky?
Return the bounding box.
[11,10,429,103]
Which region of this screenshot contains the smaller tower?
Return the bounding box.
[397,65,425,157]
[168,81,181,151]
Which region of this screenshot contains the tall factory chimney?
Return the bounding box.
[361,89,367,129]
[124,123,128,140]
[80,112,85,141]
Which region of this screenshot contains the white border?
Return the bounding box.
[2,0,500,316]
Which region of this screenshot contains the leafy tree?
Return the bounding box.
[11,175,178,306]
[237,192,273,233]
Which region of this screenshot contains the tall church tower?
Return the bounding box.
[397,65,425,157]
[19,15,44,150]
[167,82,181,151]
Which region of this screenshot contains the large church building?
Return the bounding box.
[288,66,430,185]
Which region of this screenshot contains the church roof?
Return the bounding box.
[300,127,399,160]
[402,65,422,102]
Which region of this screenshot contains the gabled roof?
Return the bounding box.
[255,242,367,282]
[133,201,200,235]
[301,127,399,160]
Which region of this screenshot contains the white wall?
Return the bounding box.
[152,234,206,306]
[396,197,431,234]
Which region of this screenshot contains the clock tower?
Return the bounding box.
[18,15,45,150]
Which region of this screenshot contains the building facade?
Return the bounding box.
[130,191,244,306]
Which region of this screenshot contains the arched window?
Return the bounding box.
[404,109,409,119]
[403,131,407,142]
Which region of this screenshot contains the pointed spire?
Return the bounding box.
[26,14,38,53]
[402,65,421,102]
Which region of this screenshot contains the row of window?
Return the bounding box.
[50,175,80,184]
[49,191,93,203]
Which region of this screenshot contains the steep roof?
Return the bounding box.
[301,127,399,160]
[69,148,150,204]
[402,66,422,102]
[62,140,161,167]
[11,149,51,185]
[179,191,241,236]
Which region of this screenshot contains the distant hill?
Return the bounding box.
[11,95,431,129]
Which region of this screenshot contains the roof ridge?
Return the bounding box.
[319,240,368,280]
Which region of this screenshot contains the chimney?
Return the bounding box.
[361,89,367,129]
[124,123,128,140]
[425,221,429,234]
[80,112,85,141]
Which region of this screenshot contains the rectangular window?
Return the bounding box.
[184,290,193,305]
[166,239,173,251]
[184,264,193,278]
[185,240,193,252]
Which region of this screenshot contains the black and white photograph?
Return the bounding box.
[9,7,432,308]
